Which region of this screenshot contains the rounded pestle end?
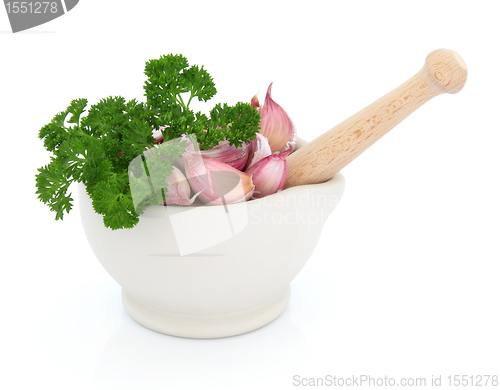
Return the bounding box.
[424,49,468,94]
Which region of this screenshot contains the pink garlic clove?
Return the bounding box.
[164,166,200,205]
[199,141,249,171]
[251,83,297,153]
[245,147,292,199]
[183,153,254,205]
[245,133,272,170]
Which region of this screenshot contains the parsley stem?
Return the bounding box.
[140,155,156,195]
[177,94,187,111]
[161,188,167,205]
[186,92,193,108]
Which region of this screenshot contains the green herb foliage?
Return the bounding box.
[36,54,261,230]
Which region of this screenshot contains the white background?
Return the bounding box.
[1,1,499,389]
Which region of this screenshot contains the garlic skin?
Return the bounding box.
[251,93,260,109]
[152,128,163,144]
[152,125,169,144]
[245,133,272,170]
[183,153,255,205]
[164,166,200,205]
[252,83,297,153]
[245,147,292,199]
[169,134,198,171]
[200,141,249,170]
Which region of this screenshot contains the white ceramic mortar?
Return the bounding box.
[79,138,345,338]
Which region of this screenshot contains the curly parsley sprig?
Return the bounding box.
[35,54,261,230]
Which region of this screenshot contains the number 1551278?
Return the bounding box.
[5,2,58,14]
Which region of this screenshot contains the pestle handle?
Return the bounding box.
[284,49,468,188]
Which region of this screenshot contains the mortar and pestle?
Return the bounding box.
[79,49,467,338]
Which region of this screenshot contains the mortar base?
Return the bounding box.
[121,285,291,339]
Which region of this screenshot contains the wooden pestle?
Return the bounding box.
[284,49,468,188]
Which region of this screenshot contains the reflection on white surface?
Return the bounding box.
[92,306,306,389]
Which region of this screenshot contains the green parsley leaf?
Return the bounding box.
[36,54,261,230]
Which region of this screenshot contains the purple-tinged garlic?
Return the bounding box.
[245,147,292,199]
[152,126,169,144]
[245,133,272,170]
[164,166,200,205]
[251,83,297,153]
[183,154,254,205]
[200,141,249,171]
